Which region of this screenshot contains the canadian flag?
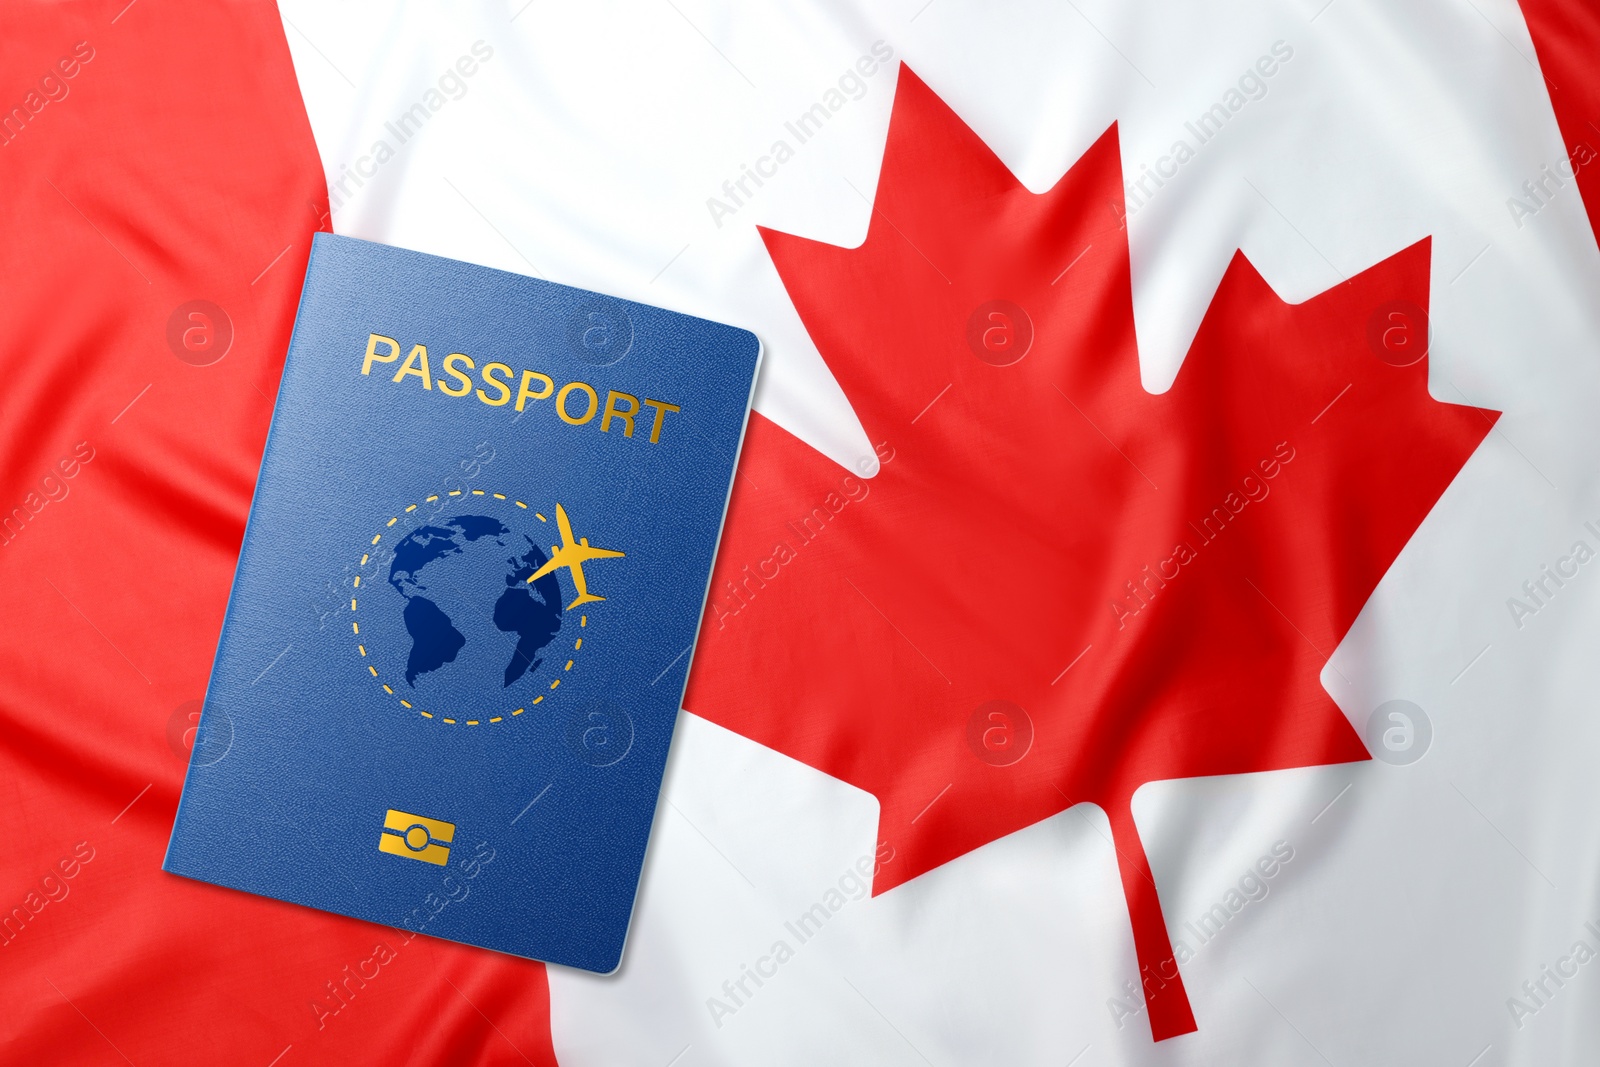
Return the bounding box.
[5,1,1600,1064]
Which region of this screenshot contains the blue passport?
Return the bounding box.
[164,233,760,972]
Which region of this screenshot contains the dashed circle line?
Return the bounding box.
[351,490,587,726]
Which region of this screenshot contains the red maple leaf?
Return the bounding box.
[684,67,1495,1041]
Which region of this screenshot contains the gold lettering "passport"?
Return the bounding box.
[360,334,684,444]
[378,809,454,866]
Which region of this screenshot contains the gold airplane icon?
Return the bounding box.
[527,503,625,610]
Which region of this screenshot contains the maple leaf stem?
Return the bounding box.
[1104,801,1198,1041]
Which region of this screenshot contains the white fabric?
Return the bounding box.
[279,0,1600,1062]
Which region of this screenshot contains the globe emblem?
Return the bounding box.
[349,493,623,727]
[388,514,564,690]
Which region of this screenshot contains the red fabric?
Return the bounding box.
[685,67,1494,1041]
[1518,0,1600,245]
[0,3,557,1064]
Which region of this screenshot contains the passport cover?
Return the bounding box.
[164,233,761,972]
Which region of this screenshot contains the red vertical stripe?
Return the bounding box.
[0,2,558,1063]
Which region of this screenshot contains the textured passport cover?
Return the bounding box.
[164,233,760,972]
